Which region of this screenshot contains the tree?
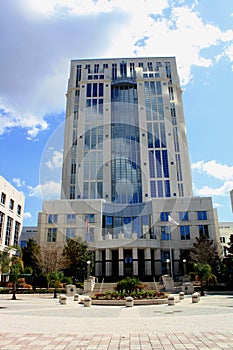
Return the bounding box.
[39,245,68,289]
[227,234,233,255]
[22,238,43,289]
[63,237,94,283]
[47,271,64,298]
[0,247,11,283]
[193,263,216,296]
[189,236,220,275]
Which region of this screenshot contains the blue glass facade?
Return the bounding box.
[111,83,142,204]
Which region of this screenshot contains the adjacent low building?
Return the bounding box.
[218,222,233,257]
[0,176,25,253]
[20,226,38,248]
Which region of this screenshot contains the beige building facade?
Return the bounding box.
[0,176,25,253]
[38,57,221,281]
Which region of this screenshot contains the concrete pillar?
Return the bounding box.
[105,248,112,276]
[95,249,102,277]
[132,248,138,276]
[118,247,124,276]
[154,249,162,275]
[145,247,151,275]
[173,249,180,276]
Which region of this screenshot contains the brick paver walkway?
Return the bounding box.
[1,294,233,349]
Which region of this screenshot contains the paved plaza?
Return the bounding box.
[0,293,233,349]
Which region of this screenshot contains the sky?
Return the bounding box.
[0,0,233,226]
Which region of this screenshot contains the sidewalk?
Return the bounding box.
[1,293,233,349]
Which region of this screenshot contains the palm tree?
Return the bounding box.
[193,263,216,296]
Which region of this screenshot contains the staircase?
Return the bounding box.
[90,281,164,295]
[91,282,117,295]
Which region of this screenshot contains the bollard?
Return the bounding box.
[192,292,199,303]
[84,296,92,307]
[59,294,67,305]
[125,296,134,307]
[168,295,175,306]
[74,294,80,302]
[179,292,185,300]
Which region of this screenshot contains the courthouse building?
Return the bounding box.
[37,57,220,281]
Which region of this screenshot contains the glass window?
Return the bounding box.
[132,216,141,237]
[142,215,149,235]
[93,83,97,97]
[0,211,4,238]
[106,216,113,227]
[86,83,91,97]
[199,225,209,238]
[99,83,103,97]
[5,216,13,246]
[66,228,76,239]
[47,228,57,242]
[85,213,95,223]
[1,192,6,205]
[164,180,171,197]
[161,226,171,240]
[112,63,117,79]
[157,180,163,197]
[85,227,94,242]
[148,151,155,178]
[197,211,207,220]
[94,64,99,73]
[48,214,58,224]
[14,221,20,246]
[162,150,169,178]
[160,212,169,221]
[179,212,189,221]
[150,181,156,197]
[180,225,190,240]
[17,205,22,216]
[9,199,14,210]
[66,214,76,224]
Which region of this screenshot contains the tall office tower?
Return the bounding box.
[38,57,220,281]
[61,57,193,202]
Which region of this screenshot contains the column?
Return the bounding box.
[95,249,102,277]
[132,248,138,276]
[105,248,112,277]
[173,249,180,276]
[118,247,124,276]
[154,249,161,275]
[145,247,151,276]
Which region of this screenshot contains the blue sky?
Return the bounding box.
[0,0,233,226]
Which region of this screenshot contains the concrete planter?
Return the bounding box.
[74,294,80,302]
[125,296,134,307]
[179,292,185,300]
[59,294,67,305]
[168,295,175,306]
[84,296,92,307]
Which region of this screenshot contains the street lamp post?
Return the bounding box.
[87,260,91,280]
[183,259,187,276]
[166,259,170,276]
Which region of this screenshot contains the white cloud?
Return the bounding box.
[192,160,233,181]
[0,0,233,137]
[13,177,26,188]
[192,160,233,197]
[213,203,223,208]
[45,150,63,170]
[28,181,61,200]
[195,181,233,197]
[23,212,32,219]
